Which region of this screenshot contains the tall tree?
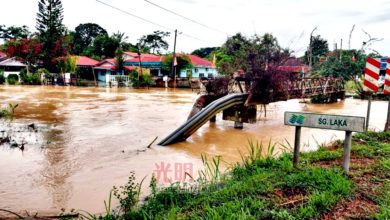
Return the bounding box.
[0,25,31,41]
[138,30,170,54]
[36,0,67,70]
[304,35,329,67]
[72,23,107,55]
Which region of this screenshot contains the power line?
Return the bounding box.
[96,0,173,31]
[144,0,228,36]
[95,0,210,43]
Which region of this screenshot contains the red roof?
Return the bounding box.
[94,58,137,71]
[187,54,213,67]
[277,57,310,73]
[95,58,115,70]
[125,55,162,63]
[124,51,138,57]
[76,56,99,66]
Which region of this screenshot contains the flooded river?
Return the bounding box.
[0,85,387,216]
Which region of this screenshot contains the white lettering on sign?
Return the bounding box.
[284,112,365,132]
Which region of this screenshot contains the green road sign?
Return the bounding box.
[284,112,365,132]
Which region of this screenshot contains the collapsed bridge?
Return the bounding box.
[158,77,345,146]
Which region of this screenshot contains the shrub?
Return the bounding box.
[26,73,41,85]
[129,71,152,88]
[7,74,19,85]
[18,69,41,85]
[0,71,5,84]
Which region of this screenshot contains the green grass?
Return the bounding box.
[75,131,390,219]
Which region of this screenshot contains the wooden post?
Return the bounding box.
[293,126,301,168]
[385,95,390,131]
[365,95,372,131]
[234,110,243,129]
[92,67,97,87]
[343,131,352,173]
[172,29,177,88]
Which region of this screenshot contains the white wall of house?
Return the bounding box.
[3,71,21,83]
[179,67,218,78]
[96,69,111,82]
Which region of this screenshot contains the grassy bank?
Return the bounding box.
[79,131,390,219]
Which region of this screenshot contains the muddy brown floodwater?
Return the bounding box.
[0,85,387,216]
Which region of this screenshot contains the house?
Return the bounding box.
[76,56,99,67]
[277,57,310,78]
[94,58,136,83]
[179,54,218,79]
[124,52,163,77]
[0,57,27,81]
[74,56,99,82]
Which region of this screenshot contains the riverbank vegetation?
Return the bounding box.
[68,131,390,219]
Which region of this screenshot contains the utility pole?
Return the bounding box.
[137,44,143,83]
[309,27,317,70]
[340,38,343,60]
[171,29,178,88]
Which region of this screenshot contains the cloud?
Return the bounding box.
[364,12,390,24]
[301,10,364,18]
[172,0,196,4]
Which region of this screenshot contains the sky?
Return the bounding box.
[1,0,389,57]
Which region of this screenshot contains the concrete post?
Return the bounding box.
[343,131,352,173]
[293,126,301,168]
[234,121,243,129]
[234,110,243,129]
[365,96,372,131]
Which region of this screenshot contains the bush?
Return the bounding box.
[0,71,5,84]
[7,74,19,85]
[19,69,28,82]
[18,69,41,85]
[26,73,41,85]
[129,71,152,88]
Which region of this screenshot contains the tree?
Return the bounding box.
[304,35,329,67]
[162,54,193,77]
[215,33,289,76]
[36,0,67,70]
[138,30,170,54]
[86,32,129,59]
[115,47,124,73]
[72,23,107,55]
[0,25,31,41]
[191,47,219,59]
[88,34,120,59]
[317,49,366,80]
[3,38,42,65]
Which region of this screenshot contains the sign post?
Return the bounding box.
[285,112,365,173]
[384,58,390,130]
[363,58,380,131]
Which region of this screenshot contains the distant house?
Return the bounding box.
[0,57,26,80]
[124,52,163,77]
[76,56,99,68]
[179,54,218,79]
[94,58,136,83]
[75,56,99,82]
[277,57,310,78]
